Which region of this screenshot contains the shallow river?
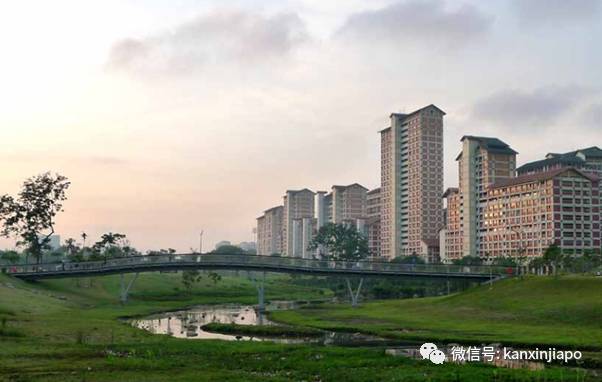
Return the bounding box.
[132,302,597,372]
[131,301,396,345]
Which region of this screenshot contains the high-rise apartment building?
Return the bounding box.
[330,184,368,223]
[256,206,283,256]
[260,185,370,258]
[442,136,517,261]
[282,189,315,257]
[517,146,602,178]
[480,167,600,257]
[456,136,517,258]
[366,187,381,258]
[442,187,461,262]
[443,139,602,260]
[380,105,444,261]
[517,146,602,255]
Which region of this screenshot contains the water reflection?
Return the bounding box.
[132,304,279,341]
[133,303,591,371]
[132,302,406,346]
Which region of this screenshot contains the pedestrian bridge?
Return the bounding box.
[6,253,506,281]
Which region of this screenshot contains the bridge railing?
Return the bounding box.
[4,253,507,276]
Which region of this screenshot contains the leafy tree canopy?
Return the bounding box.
[0,173,70,263]
[308,223,368,262]
[452,256,484,266]
[213,245,245,255]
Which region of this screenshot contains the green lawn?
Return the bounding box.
[0,273,595,381]
[270,276,602,349]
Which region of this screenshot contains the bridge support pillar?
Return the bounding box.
[346,278,364,308]
[119,273,139,304]
[250,272,266,311]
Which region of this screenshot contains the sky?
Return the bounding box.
[0,0,601,252]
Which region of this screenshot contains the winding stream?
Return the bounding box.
[132,302,598,372]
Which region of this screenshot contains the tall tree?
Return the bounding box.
[0,173,70,263]
[543,244,564,276]
[63,238,79,256]
[309,223,369,262]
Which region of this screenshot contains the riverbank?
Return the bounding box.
[201,322,324,338]
[269,276,602,350]
[0,273,594,381]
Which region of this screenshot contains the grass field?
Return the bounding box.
[0,272,596,381]
[270,276,602,349]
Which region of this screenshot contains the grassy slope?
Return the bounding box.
[0,272,330,344]
[270,276,602,349]
[0,273,592,381]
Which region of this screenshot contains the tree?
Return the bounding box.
[309,223,369,261]
[62,238,81,259]
[543,244,563,276]
[213,245,245,255]
[182,270,202,292]
[92,232,128,260]
[391,255,425,265]
[49,249,65,261]
[147,248,176,256]
[491,256,517,267]
[452,256,484,266]
[0,173,70,263]
[0,250,20,265]
[208,272,222,285]
[93,232,126,251]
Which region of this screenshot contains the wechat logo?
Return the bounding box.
[420,343,446,364]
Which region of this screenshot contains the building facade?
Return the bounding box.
[517,146,602,177]
[517,146,602,256]
[330,183,368,224]
[366,187,381,258]
[455,136,517,259]
[380,105,444,261]
[282,189,315,257]
[442,187,461,262]
[256,206,283,256]
[259,184,370,259]
[479,168,600,258]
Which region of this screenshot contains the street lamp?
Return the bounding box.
[510,228,524,276]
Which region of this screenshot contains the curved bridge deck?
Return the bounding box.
[5,253,507,281]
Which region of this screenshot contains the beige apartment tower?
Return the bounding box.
[282,189,315,257]
[455,136,517,258]
[380,105,445,261]
[256,206,284,256]
[330,184,368,224]
[366,187,381,258]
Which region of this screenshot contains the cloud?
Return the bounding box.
[580,103,602,127]
[471,86,591,128]
[513,0,601,27]
[106,9,308,75]
[336,0,493,48]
